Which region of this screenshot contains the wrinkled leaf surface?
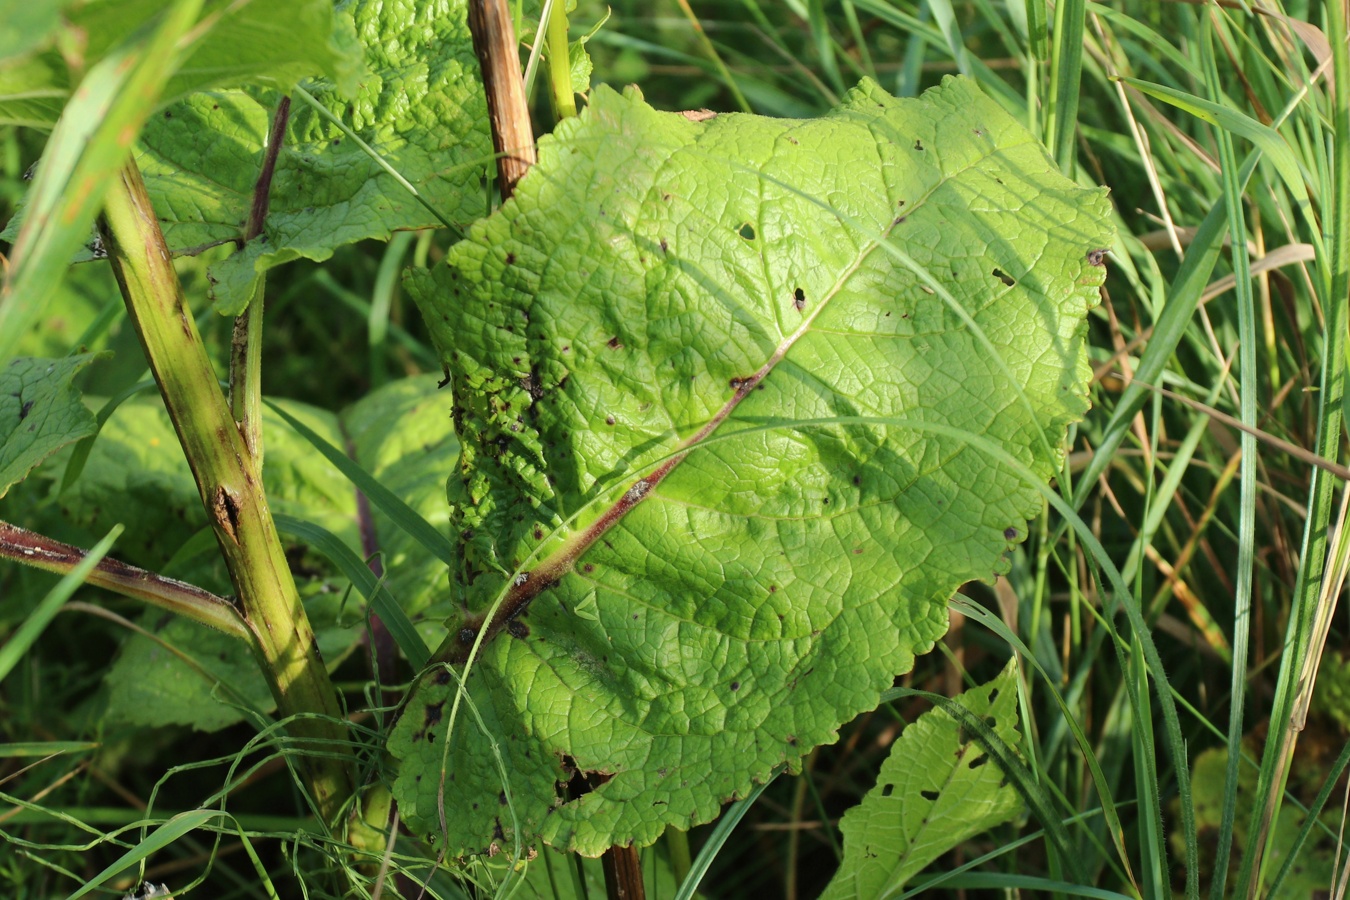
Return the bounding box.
[394,75,1111,856]
[0,354,102,498]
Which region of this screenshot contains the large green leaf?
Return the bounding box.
[0,354,103,498]
[393,75,1112,856]
[132,0,492,313]
[820,661,1024,899]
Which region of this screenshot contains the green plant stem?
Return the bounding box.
[228,95,290,463]
[0,520,250,641]
[97,159,355,825]
[544,0,577,121]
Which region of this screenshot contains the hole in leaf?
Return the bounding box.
[793,287,806,311]
[992,268,1016,287]
[880,784,894,797]
[969,755,990,769]
[738,223,756,240]
[920,789,940,801]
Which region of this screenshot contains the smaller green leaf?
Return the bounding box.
[206,235,282,315]
[821,661,1024,900]
[131,0,492,312]
[568,11,608,95]
[0,354,105,498]
[104,613,273,732]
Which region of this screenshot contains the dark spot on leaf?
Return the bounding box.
[583,563,594,574]
[607,336,622,350]
[914,139,924,151]
[508,618,529,639]
[606,416,615,426]
[769,584,777,593]
[920,789,939,801]
[505,253,515,265]
[163,110,171,118]
[435,668,451,685]
[992,267,1016,287]
[738,223,756,240]
[786,135,798,145]
[787,735,797,745]
[730,681,740,691]
[533,528,543,540]
[793,287,806,311]
[18,400,32,420]
[659,238,668,253]
[1005,527,1017,539]
[1087,248,1107,266]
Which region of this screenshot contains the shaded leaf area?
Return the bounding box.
[395,76,1112,856]
[135,0,492,314]
[4,376,456,731]
[0,0,359,128]
[821,661,1023,899]
[0,354,104,499]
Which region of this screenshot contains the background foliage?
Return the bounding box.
[1,0,1348,897]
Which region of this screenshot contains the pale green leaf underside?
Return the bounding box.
[395,76,1112,856]
[132,0,492,313]
[821,661,1024,899]
[0,354,102,499]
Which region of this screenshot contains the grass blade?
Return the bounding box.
[265,398,457,571]
[273,513,430,669]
